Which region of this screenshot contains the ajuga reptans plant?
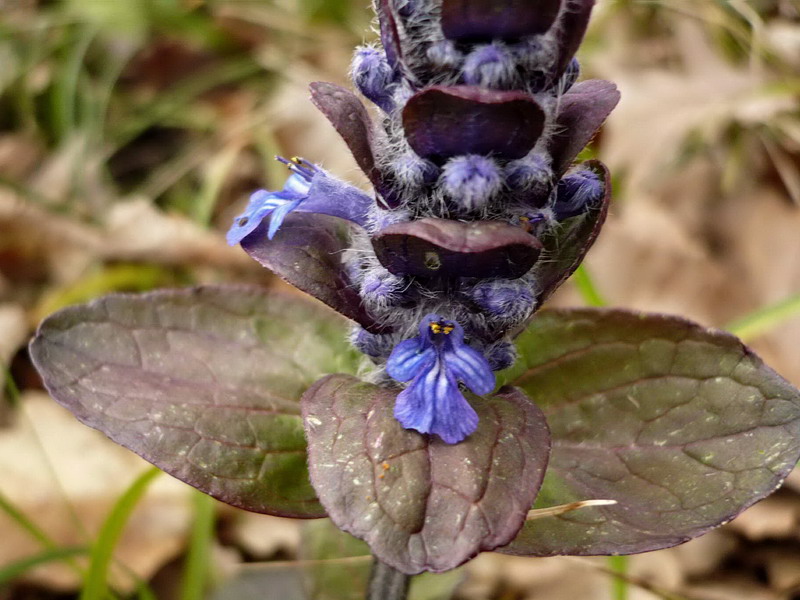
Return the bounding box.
[30,0,800,595]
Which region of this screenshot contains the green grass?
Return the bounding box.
[0,490,72,558]
[608,555,629,600]
[0,548,88,588]
[726,293,800,342]
[573,264,608,307]
[80,468,161,600]
[179,492,217,600]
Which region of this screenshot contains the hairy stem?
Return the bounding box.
[367,557,411,600]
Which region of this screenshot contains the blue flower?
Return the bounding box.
[386,314,495,444]
[226,157,373,246]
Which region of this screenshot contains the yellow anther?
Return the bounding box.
[442,325,455,335]
[291,156,303,164]
[430,322,442,334]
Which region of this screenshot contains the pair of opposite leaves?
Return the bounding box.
[30,285,800,574]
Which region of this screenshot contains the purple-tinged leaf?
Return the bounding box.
[309,82,385,195]
[441,0,562,42]
[550,0,595,80]
[372,217,543,280]
[402,86,546,162]
[549,80,620,177]
[534,160,609,305]
[30,285,361,518]
[241,213,386,334]
[498,308,800,557]
[302,375,550,574]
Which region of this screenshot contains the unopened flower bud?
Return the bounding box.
[506,154,553,201]
[351,45,397,112]
[485,340,517,371]
[462,43,516,88]
[360,268,407,311]
[441,155,503,213]
[554,169,603,220]
[427,40,463,70]
[470,278,537,325]
[350,327,397,360]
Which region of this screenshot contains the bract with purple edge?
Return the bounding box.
[372,217,543,280]
[302,374,550,574]
[29,286,362,518]
[308,82,387,198]
[402,86,546,163]
[375,0,404,74]
[441,0,562,41]
[241,213,387,334]
[498,308,800,557]
[550,0,595,81]
[534,160,610,306]
[549,80,620,177]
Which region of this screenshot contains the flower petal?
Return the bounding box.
[446,344,495,396]
[227,190,293,246]
[300,173,373,227]
[232,169,374,242]
[266,198,302,240]
[386,338,437,382]
[394,362,479,444]
[283,172,314,195]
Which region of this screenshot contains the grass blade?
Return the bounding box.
[0,487,87,578]
[80,468,161,600]
[49,24,96,141]
[726,292,800,341]
[572,264,608,307]
[0,489,60,551]
[0,547,87,587]
[608,555,629,600]
[179,491,217,600]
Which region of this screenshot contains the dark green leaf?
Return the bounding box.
[30,285,360,518]
[302,375,550,574]
[499,308,800,556]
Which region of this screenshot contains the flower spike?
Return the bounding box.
[387,314,495,444]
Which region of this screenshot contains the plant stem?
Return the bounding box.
[367,557,411,600]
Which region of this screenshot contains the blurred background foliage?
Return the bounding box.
[0,0,799,599]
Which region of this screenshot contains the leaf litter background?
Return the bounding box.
[1,0,800,599]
